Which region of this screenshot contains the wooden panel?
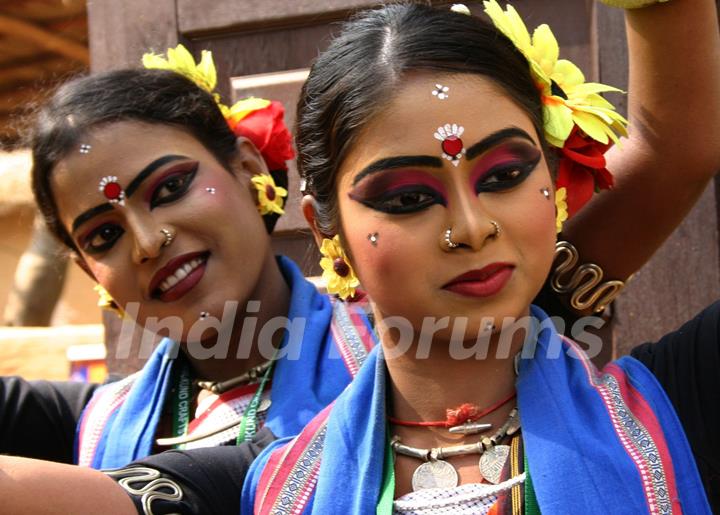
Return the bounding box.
[190,24,334,99]
[179,0,411,35]
[614,184,720,356]
[87,0,179,71]
[595,3,628,116]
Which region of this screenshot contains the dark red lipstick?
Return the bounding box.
[443,263,514,298]
[149,251,209,301]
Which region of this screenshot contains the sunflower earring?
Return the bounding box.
[319,235,360,300]
[251,174,288,215]
[555,187,568,234]
[93,284,124,318]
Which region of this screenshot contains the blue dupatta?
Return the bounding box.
[244,305,710,514]
[76,255,369,469]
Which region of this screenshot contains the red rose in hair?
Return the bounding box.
[555,126,614,217]
[228,100,295,172]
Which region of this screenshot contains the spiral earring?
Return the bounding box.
[319,235,360,300]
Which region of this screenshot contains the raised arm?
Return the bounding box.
[563,0,720,280]
[0,456,136,515]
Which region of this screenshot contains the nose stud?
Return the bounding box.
[160,228,175,247]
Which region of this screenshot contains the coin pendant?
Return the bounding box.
[257,398,272,413]
[411,460,459,491]
[479,445,510,484]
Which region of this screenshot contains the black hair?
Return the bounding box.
[31,68,286,251]
[296,2,548,235]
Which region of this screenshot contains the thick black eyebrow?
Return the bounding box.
[71,154,189,234]
[72,204,113,233]
[352,156,443,186]
[351,127,537,186]
[124,154,188,197]
[465,127,536,161]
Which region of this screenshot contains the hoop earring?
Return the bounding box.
[443,228,459,250]
[319,235,360,300]
[160,228,175,247]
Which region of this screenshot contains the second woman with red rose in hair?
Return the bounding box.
[0,45,375,472]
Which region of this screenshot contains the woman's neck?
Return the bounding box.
[187,253,290,382]
[381,313,530,440]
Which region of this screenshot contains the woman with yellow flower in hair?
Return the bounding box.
[240,1,720,514]
[0,43,376,480]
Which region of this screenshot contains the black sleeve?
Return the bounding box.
[106,427,275,515]
[630,300,720,512]
[0,377,98,463]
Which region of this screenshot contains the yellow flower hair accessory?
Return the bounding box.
[143,44,218,98]
[483,0,628,148]
[142,45,295,174]
[555,187,569,233]
[251,174,288,216]
[319,235,360,300]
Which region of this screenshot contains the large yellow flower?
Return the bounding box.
[483,0,627,148]
[251,174,287,215]
[319,235,360,300]
[142,46,281,131]
[142,44,217,95]
[555,187,569,233]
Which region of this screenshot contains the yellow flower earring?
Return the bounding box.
[319,235,360,300]
[252,174,288,215]
[555,187,569,234]
[93,284,124,318]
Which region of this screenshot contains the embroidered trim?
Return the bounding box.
[271,425,328,514]
[256,404,334,514]
[76,373,138,466]
[104,466,183,515]
[330,300,374,377]
[562,337,675,515]
[601,372,671,514]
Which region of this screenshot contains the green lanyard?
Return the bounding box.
[235,357,275,445]
[171,361,192,449]
[376,436,396,515]
[524,454,541,515]
[170,357,276,448]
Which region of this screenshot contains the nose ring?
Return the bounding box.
[490,220,501,237]
[444,228,459,250]
[160,228,175,247]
